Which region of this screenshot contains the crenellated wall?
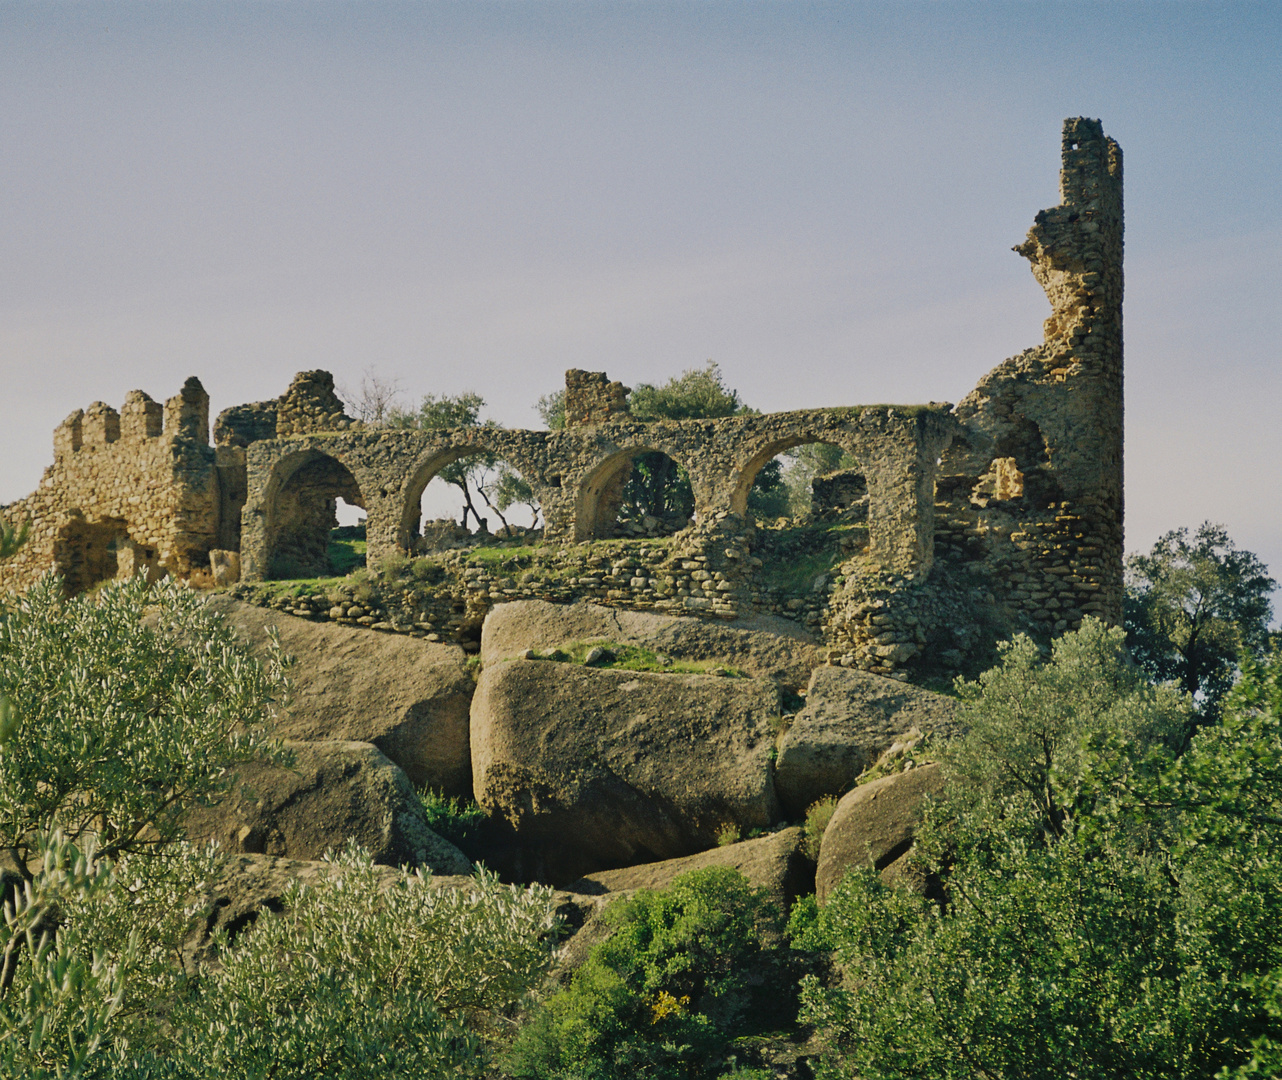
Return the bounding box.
[0,378,221,595]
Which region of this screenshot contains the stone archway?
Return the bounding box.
[260,450,366,579]
[574,444,703,541]
[397,440,548,553]
[728,433,867,518]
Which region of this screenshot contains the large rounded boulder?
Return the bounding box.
[182,739,472,874]
[774,667,958,817]
[481,599,822,690]
[470,658,781,881]
[206,597,475,796]
[815,763,945,903]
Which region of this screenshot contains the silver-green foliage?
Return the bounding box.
[943,616,1187,832]
[112,847,561,1079]
[1,831,135,1080]
[0,575,289,864]
[796,623,1282,1079]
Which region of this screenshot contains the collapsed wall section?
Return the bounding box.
[939,116,1124,631]
[823,117,1124,678]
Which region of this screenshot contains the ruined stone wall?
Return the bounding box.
[2,118,1125,687]
[820,117,1125,678]
[234,404,954,584]
[564,369,630,427]
[0,378,221,595]
[938,116,1123,632]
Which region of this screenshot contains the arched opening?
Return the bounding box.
[54,514,157,595]
[329,497,368,575]
[735,438,870,597]
[576,448,695,541]
[733,439,866,525]
[403,449,542,554]
[264,452,365,579]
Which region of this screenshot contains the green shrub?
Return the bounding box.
[98,848,561,1079]
[0,575,289,865]
[0,513,29,560]
[715,824,741,847]
[797,628,1282,1079]
[0,830,134,1080]
[505,866,781,1079]
[801,797,837,860]
[417,787,488,848]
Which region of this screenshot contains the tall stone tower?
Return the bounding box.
[936,117,1125,630]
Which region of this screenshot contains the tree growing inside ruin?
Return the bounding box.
[338,365,406,426]
[1125,522,1276,725]
[388,392,526,532]
[623,362,787,522]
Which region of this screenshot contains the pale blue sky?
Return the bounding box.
[2,2,1279,591]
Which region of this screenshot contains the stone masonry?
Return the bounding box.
[0,119,1124,680]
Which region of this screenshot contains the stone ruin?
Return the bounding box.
[0,118,1124,679]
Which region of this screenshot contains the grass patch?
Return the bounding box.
[530,640,747,678]
[243,576,350,599]
[416,787,487,848]
[801,797,838,860]
[464,544,542,565]
[327,535,366,575]
[758,548,839,595]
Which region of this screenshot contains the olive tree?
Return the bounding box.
[107,850,562,1080]
[0,574,289,868]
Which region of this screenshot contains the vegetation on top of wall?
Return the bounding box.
[0,514,30,560]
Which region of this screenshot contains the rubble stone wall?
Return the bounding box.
[236,406,956,583]
[0,378,220,595]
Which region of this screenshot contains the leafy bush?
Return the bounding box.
[1,831,134,1080]
[798,627,1282,1079]
[84,848,560,1079]
[0,575,289,866]
[417,787,488,849]
[800,797,837,860]
[943,616,1187,832]
[0,514,29,560]
[506,867,782,1079]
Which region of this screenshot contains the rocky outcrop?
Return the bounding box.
[569,826,812,913]
[207,597,475,795]
[774,667,959,816]
[815,763,945,903]
[481,599,822,690]
[471,658,781,882]
[182,739,472,874]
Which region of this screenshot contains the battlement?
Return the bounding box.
[52,378,209,460]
